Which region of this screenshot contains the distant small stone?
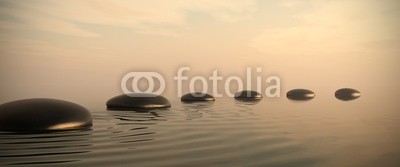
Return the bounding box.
[181,92,215,102]
[234,90,262,101]
[107,93,171,111]
[286,89,315,101]
[0,98,93,132]
[335,88,361,101]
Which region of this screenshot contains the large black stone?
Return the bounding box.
[335,88,361,101]
[234,90,262,101]
[181,92,215,102]
[286,89,315,101]
[107,93,171,110]
[0,98,93,132]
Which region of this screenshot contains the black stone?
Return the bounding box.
[107,93,171,110]
[234,90,262,101]
[286,89,315,101]
[0,98,93,132]
[335,88,361,101]
[181,92,215,102]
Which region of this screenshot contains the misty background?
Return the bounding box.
[0,0,399,107]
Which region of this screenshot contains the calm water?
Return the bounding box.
[0,96,399,167]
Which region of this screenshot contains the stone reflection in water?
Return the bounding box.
[234,99,260,115]
[108,111,163,145]
[0,129,93,166]
[235,99,261,106]
[182,102,214,120]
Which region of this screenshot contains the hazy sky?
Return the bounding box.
[0,0,399,104]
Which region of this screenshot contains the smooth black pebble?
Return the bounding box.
[107,93,171,110]
[335,88,361,101]
[181,92,215,102]
[0,98,93,132]
[286,89,315,101]
[234,90,262,101]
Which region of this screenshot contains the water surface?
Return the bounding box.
[1,96,399,167]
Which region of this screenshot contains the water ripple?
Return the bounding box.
[1,98,399,166]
